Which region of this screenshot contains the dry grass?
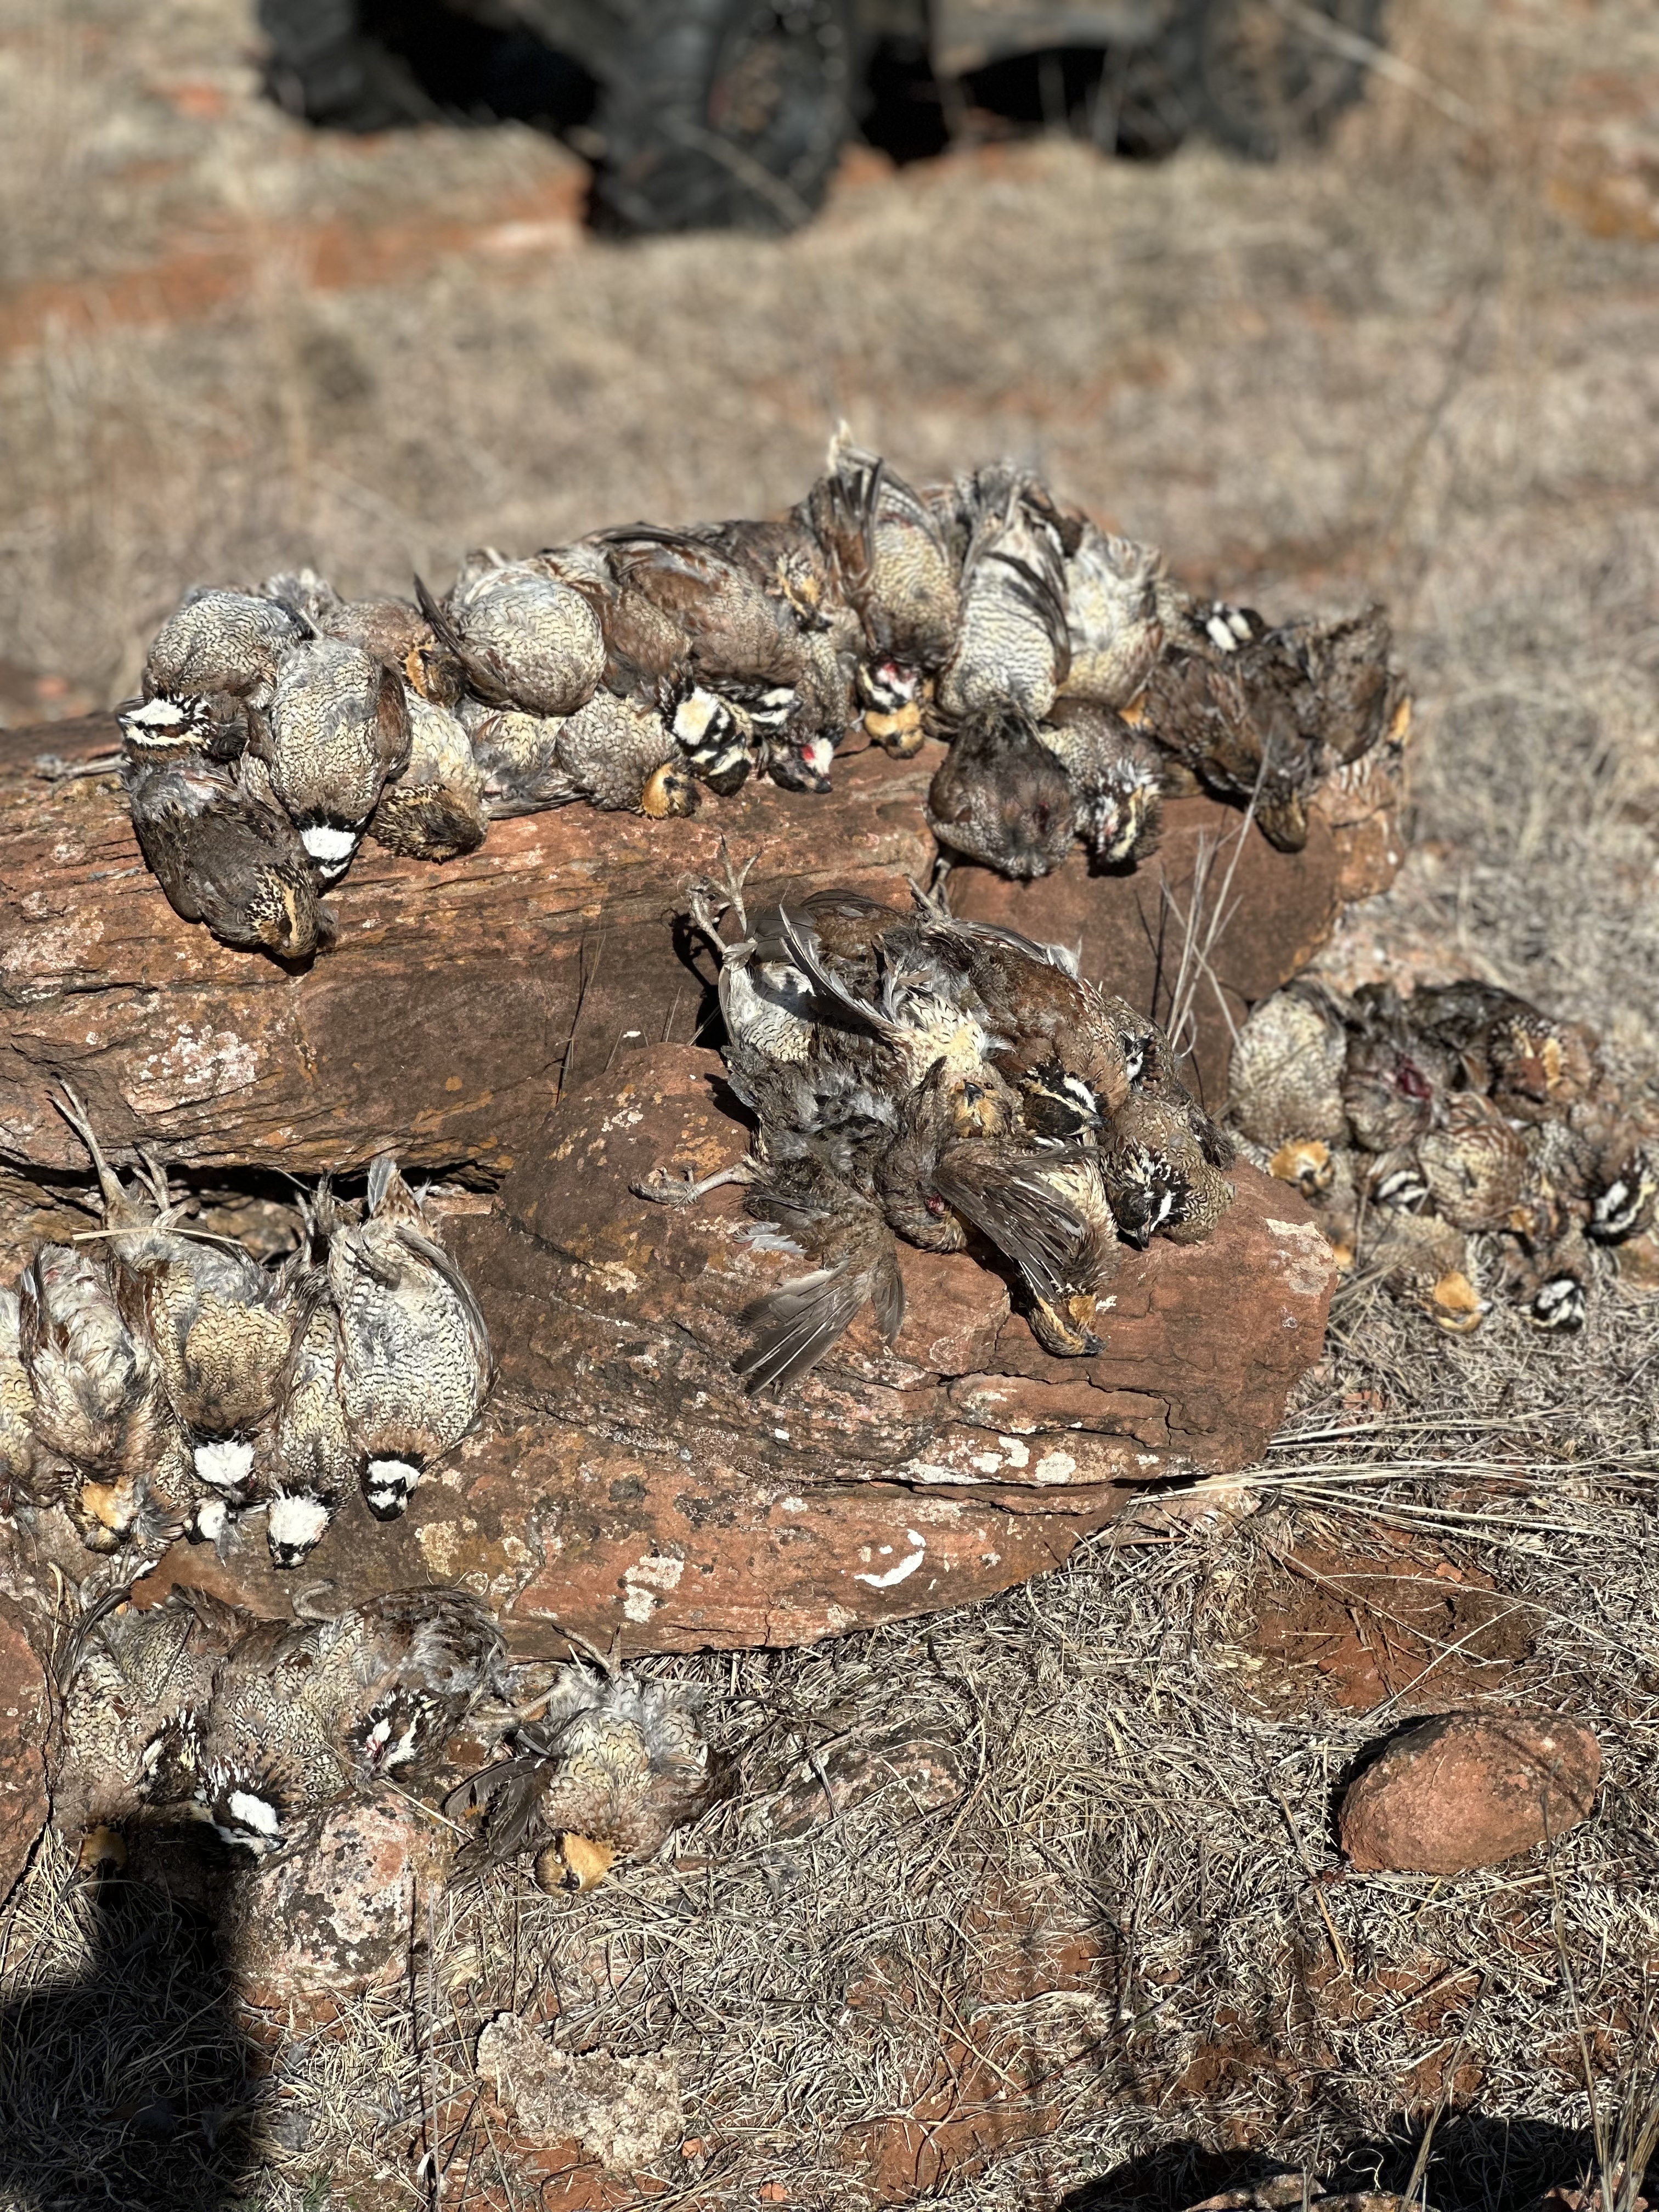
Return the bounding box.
[3,0,1659,2205]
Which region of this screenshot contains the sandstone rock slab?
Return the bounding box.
[223,1793,452,2023]
[1340,1712,1601,1875]
[1,716,1399,1183]
[132,1045,1336,1652]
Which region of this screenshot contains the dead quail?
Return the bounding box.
[936,465,1073,724]
[53,1087,297,1532]
[194,1588,507,1852]
[549,688,702,817]
[1416,1093,1530,1233]
[418,550,606,719]
[1058,522,1165,712]
[143,586,308,709]
[926,704,1078,879]
[1588,1139,1659,1244]
[264,569,464,707]
[1494,1223,1591,1333]
[368,692,487,861]
[1038,699,1164,867]
[733,1158,907,1395]
[18,1243,191,1551]
[1101,1092,1235,1248]
[805,427,961,753]
[324,1156,491,1520]
[0,1287,40,1499]
[261,635,412,884]
[1139,592,1397,854]
[1365,1210,1485,1333]
[256,1274,353,1569]
[52,1588,242,1843]
[1483,1007,1602,1124]
[127,748,337,959]
[448,1661,710,1893]
[933,1137,1119,1356]
[1340,986,1459,1154]
[1227,981,1352,1149]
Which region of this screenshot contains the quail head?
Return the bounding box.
[127,747,337,958]
[1058,522,1164,712]
[1101,1092,1235,1247]
[261,635,412,884]
[368,692,487,860]
[53,1087,298,1528]
[936,465,1073,725]
[324,1156,491,1520]
[1365,1209,1485,1333]
[17,1242,191,1551]
[143,586,308,710]
[1038,699,1164,868]
[1227,980,1351,1149]
[926,704,1078,879]
[419,550,606,720]
[448,1663,710,1893]
[1588,1140,1659,1244]
[1493,1224,1591,1333]
[805,427,961,749]
[1483,1007,1602,1124]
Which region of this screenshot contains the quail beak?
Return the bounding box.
[1030,1293,1104,1359]
[865,699,927,757]
[1427,1271,1487,1332]
[950,1081,1007,1139]
[1268,1139,1334,1198]
[641,763,701,820]
[77,1825,127,1878]
[534,1834,617,1894]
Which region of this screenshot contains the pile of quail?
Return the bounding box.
[57,1585,710,1885]
[635,863,1236,1388]
[115,428,1406,960]
[0,1090,490,1566]
[1228,976,1659,1332]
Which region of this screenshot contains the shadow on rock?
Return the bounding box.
[0,1845,259,2211]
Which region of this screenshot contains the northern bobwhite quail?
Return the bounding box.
[259,636,412,884]
[368,693,487,860]
[926,704,1078,879]
[936,464,1073,725]
[1037,698,1164,868]
[143,587,308,709]
[324,1156,491,1520]
[448,1661,710,1893]
[127,748,337,958]
[1057,521,1164,713]
[1227,981,1352,1149]
[418,551,606,720]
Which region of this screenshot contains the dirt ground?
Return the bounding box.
[3,2,1659,2207]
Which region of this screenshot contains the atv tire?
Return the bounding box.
[1178,0,1386,161]
[590,0,858,236]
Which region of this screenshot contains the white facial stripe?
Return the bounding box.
[673,692,723,743]
[803,738,834,775]
[194,1438,254,1489]
[193,1497,228,1542]
[268,1493,330,1555]
[301,824,359,864]
[227,1789,281,1838]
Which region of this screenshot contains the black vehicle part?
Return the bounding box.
[1162,0,1387,160]
[589,0,860,236]
[259,0,596,131]
[258,0,438,128]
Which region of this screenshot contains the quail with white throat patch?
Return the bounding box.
[324,1156,491,1520]
[260,635,411,885]
[127,748,337,958]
